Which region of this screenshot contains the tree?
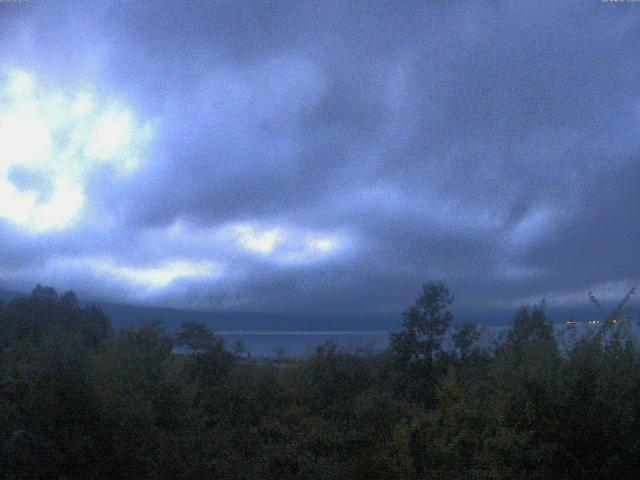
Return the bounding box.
[505,303,554,352]
[174,320,219,355]
[233,340,248,358]
[31,284,58,303]
[273,345,288,362]
[390,281,454,404]
[391,281,454,364]
[452,322,481,359]
[0,286,111,350]
[589,286,636,327]
[81,304,112,350]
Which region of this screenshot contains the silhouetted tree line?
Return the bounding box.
[0,282,639,479]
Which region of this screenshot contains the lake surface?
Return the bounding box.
[218,323,640,358]
[218,331,391,358]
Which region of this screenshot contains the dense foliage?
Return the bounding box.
[1,283,639,479]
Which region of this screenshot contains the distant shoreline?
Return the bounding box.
[215,330,391,335]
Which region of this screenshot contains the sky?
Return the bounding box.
[0,0,638,315]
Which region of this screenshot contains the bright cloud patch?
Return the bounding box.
[229,222,347,265]
[159,220,348,266]
[0,68,153,232]
[72,257,221,289]
[233,224,284,254]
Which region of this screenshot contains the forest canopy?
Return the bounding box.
[0,283,638,479]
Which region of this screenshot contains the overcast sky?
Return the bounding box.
[0,0,638,314]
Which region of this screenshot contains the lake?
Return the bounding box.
[218,322,640,358]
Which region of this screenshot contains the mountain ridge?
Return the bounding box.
[0,288,618,332]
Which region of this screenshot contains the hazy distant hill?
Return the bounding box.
[0,288,400,332]
[95,301,404,332]
[0,289,26,303]
[0,288,619,333]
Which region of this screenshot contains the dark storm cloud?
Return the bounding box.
[0,0,638,314]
